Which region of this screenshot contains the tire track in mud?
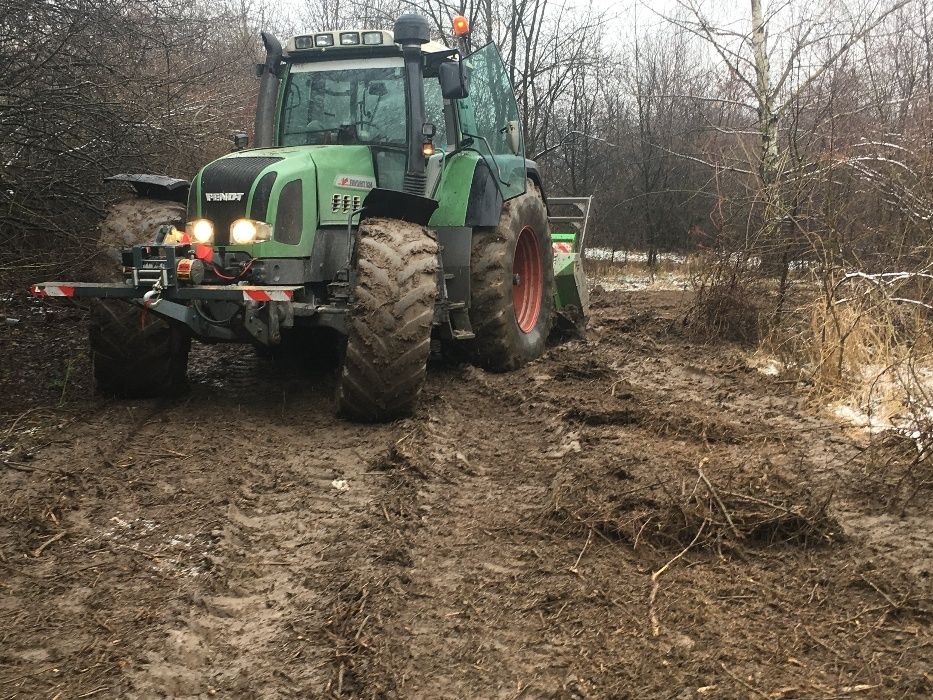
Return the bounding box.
[116,386,403,697]
[326,374,597,698]
[317,297,933,699]
[1,349,405,698]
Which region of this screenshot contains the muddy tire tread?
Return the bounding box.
[90,301,191,398]
[337,218,438,422]
[90,198,190,398]
[469,180,554,371]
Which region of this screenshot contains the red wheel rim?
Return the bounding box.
[512,226,543,333]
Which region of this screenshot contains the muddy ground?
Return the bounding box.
[1,287,930,699]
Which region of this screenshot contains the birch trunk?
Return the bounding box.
[751,0,778,187]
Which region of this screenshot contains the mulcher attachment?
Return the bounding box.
[548,196,592,335]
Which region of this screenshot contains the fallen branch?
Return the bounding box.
[697,460,741,539]
[719,662,769,699]
[649,519,706,636]
[2,406,46,442]
[570,528,593,575]
[32,530,68,557]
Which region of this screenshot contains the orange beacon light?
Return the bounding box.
[452,15,470,36]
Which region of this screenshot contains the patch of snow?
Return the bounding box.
[751,357,783,376]
[167,534,195,548]
[829,360,933,450]
[592,274,690,292]
[584,248,688,264]
[832,404,886,432]
[104,516,159,539]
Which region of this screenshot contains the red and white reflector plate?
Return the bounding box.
[552,242,573,254]
[31,284,75,298]
[243,289,294,302]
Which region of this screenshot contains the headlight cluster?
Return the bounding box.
[186,218,214,243]
[293,32,385,49]
[184,218,271,245]
[231,219,273,244]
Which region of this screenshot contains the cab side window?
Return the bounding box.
[423,78,449,151]
[458,44,526,200]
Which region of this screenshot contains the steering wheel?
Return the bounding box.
[293,126,340,145]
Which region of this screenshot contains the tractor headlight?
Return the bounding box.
[186,218,214,244]
[230,218,272,245]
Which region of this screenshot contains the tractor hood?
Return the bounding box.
[189,145,380,250]
[301,145,380,226]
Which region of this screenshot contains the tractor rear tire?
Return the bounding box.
[90,301,191,398]
[336,218,438,422]
[469,180,554,371]
[90,197,190,398]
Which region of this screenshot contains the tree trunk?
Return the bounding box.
[751,0,778,187]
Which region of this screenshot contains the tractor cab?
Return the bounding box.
[276,33,449,196]
[265,18,527,202]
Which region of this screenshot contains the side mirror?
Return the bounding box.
[368,82,387,96]
[505,120,521,155]
[439,61,468,99]
[231,132,249,151]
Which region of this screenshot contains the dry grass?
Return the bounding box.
[583,254,695,278]
[767,275,933,417]
[760,274,933,509]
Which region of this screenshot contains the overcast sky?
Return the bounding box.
[276,0,752,42]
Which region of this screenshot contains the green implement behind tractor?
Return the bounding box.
[33,14,590,422]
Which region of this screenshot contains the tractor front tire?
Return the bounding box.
[90,197,190,398]
[469,180,554,371]
[90,301,191,398]
[336,218,438,422]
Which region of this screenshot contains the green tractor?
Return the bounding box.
[33,14,590,422]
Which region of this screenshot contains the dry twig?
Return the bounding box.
[697,459,741,538]
[32,530,68,558]
[648,519,706,636]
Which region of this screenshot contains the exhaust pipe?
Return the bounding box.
[254,31,283,149]
[393,14,430,196]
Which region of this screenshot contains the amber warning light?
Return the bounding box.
[452,15,469,36]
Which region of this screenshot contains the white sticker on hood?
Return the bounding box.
[334,175,375,190]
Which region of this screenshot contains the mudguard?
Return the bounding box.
[525,159,547,206]
[105,174,190,204]
[362,188,439,225]
[465,162,503,227]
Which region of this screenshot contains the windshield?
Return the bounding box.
[279,60,407,147]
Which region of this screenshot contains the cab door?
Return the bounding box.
[458,44,527,201]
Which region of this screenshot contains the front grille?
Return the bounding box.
[331,193,362,213]
[199,156,281,245]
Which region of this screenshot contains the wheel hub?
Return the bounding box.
[512,226,543,333]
